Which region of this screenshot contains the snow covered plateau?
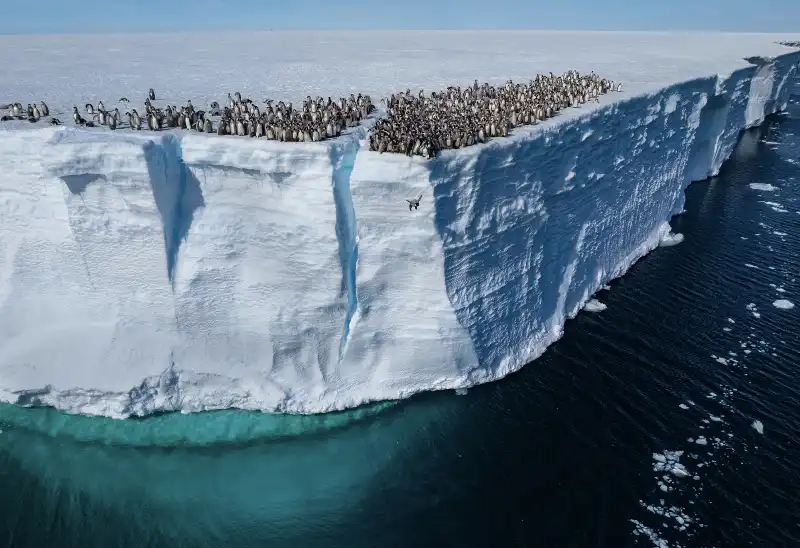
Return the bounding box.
[1,32,799,418]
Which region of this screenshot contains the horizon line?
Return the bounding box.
[1,28,797,38]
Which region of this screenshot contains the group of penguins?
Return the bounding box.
[69,88,376,142]
[369,70,622,158]
[3,70,621,157]
[778,40,800,48]
[0,101,56,124]
[2,88,376,144]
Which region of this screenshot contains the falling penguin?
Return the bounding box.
[406,193,423,211]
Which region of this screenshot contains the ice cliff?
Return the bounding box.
[1,51,798,418]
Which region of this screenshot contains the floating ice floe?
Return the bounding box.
[659,232,684,247]
[772,299,795,310]
[584,299,607,312]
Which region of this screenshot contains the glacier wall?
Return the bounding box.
[0,51,798,418]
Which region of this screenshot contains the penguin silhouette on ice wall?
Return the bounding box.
[406,193,423,211]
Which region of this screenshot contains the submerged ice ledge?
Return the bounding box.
[1,52,798,418]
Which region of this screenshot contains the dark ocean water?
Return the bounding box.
[1,81,799,548]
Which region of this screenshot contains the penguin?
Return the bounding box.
[406,193,423,211]
[148,88,156,100]
[203,118,213,133]
[32,105,41,121]
[127,110,142,130]
[119,97,130,104]
[40,101,49,117]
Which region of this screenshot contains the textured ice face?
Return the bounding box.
[0,34,798,418]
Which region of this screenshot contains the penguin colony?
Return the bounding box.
[1,87,376,143]
[2,70,622,157]
[778,40,800,48]
[369,71,622,158]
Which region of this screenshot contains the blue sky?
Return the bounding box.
[2,0,798,34]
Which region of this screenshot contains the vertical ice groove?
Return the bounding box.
[330,139,361,360]
[143,134,205,287]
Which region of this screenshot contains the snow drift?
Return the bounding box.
[1,51,798,418]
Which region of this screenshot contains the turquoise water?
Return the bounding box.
[0,397,459,547]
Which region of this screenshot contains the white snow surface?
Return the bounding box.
[1,32,799,418]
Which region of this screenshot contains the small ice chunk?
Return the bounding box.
[773,299,795,310]
[749,183,777,191]
[454,388,468,396]
[584,299,607,312]
[752,420,764,434]
[695,437,708,445]
[679,403,689,410]
[659,232,684,247]
[671,465,689,478]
